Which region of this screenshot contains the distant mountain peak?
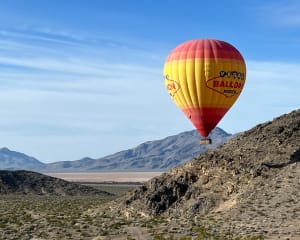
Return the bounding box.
[0,147,45,171]
[0,147,10,152]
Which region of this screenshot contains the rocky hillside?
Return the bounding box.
[119,109,300,237]
[0,148,45,171]
[45,127,230,172]
[0,170,113,197]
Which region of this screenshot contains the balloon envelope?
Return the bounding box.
[164,39,246,137]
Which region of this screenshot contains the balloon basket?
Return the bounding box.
[200,138,212,145]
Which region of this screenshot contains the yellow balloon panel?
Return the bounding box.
[164,58,246,109]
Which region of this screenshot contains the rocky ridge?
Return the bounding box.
[0,170,113,197]
[118,109,300,237]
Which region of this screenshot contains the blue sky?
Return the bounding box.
[0,0,299,163]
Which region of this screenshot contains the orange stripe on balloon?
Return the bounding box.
[167,51,244,62]
[182,107,229,137]
[166,39,244,62]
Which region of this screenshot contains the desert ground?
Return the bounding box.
[0,172,201,240]
[0,172,269,240]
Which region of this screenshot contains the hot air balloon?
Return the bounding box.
[164,39,246,144]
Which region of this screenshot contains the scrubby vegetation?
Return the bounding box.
[0,193,266,240]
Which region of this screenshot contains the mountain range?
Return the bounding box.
[0,127,230,172]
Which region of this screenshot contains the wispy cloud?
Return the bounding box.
[0,29,165,142]
[259,1,300,27]
[0,29,161,91]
